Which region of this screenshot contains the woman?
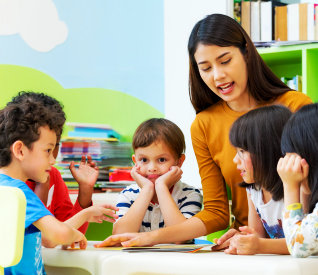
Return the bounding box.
[96,13,311,248]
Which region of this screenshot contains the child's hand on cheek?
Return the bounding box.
[130,165,154,190]
[155,166,183,190]
[277,154,309,188]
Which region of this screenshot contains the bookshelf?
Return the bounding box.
[258,43,318,102]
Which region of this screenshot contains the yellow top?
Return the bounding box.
[191,91,312,233]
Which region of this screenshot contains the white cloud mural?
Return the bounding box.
[0,0,68,52]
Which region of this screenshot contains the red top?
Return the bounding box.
[26,166,88,233]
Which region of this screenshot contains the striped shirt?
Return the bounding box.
[116,181,202,232]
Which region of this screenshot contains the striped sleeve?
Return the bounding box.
[115,185,140,222]
[177,185,203,219]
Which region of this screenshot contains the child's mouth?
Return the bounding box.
[147,174,160,180]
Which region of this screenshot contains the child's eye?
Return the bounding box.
[158,158,166,163]
[237,148,245,158]
[221,58,231,65]
[47,149,52,154]
[140,158,148,163]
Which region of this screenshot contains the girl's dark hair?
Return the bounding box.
[281,103,318,212]
[230,105,292,201]
[188,14,291,114]
[132,118,185,158]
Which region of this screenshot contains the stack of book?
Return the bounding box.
[235,0,318,42]
[57,123,134,192]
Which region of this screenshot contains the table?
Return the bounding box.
[43,242,318,275]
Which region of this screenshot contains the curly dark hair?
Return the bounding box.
[0,94,65,167]
[7,91,66,138]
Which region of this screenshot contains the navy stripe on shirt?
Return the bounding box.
[182,211,196,216]
[117,202,131,208]
[183,187,201,194]
[142,221,151,228]
[122,188,140,194]
[180,201,202,210]
[178,196,187,204]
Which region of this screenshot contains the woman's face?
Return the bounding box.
[194,44,251,111]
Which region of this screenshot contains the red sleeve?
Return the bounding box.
[48,166,89,234]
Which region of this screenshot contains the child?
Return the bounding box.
[8,91,117,233]
[215,105,292,255]
[277,103,318,258]
[0,97,116,274]
[112,118,202,234]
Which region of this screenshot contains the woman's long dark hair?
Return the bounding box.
[188,14,291,114]
[230,105,292,201]
[281,103,318,212]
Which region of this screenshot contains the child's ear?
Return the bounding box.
[11,140,27,161]
[132,154,136,164]
[177,154,185,168]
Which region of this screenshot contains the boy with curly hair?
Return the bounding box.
[0,98,87,274]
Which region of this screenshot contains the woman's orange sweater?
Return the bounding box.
[191,91,312,233]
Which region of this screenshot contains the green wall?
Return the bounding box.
[0,65,163,141]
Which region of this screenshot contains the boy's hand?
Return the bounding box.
[155,166,182,190]
[212,228,240,251]
[85,204,119,223]
[62,232,87,250]
[225,226,260,255]
[277,153,309,188]
[70,155,99,188]
[95,231,155,248]
[131,165,154,190]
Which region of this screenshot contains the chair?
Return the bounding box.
[0,186,26,274]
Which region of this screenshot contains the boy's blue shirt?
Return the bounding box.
[0,174,52,275]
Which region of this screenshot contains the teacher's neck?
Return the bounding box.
[226,96,257,113]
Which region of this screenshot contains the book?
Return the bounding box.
[301,3,314,41]
[233,0,241,24]
[275,5,287,41]
[272,1,287,41]
[121,244,215,253]
[261,1,272,42]
[315,5,318,40]
[287,3,300,41]
[251,1,261,41]
[241,0,251,36]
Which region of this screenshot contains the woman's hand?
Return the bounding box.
[225,226,260,255]
[95,231,156,248]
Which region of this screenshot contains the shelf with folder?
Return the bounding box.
[258,43,318,102]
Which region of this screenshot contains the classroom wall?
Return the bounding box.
[164,0,231,188]
[0,0,233,188]
[0,0,165,140]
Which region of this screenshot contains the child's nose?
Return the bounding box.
[233,153,239,164]
[148,162,157,172]
[50,154,56,166]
